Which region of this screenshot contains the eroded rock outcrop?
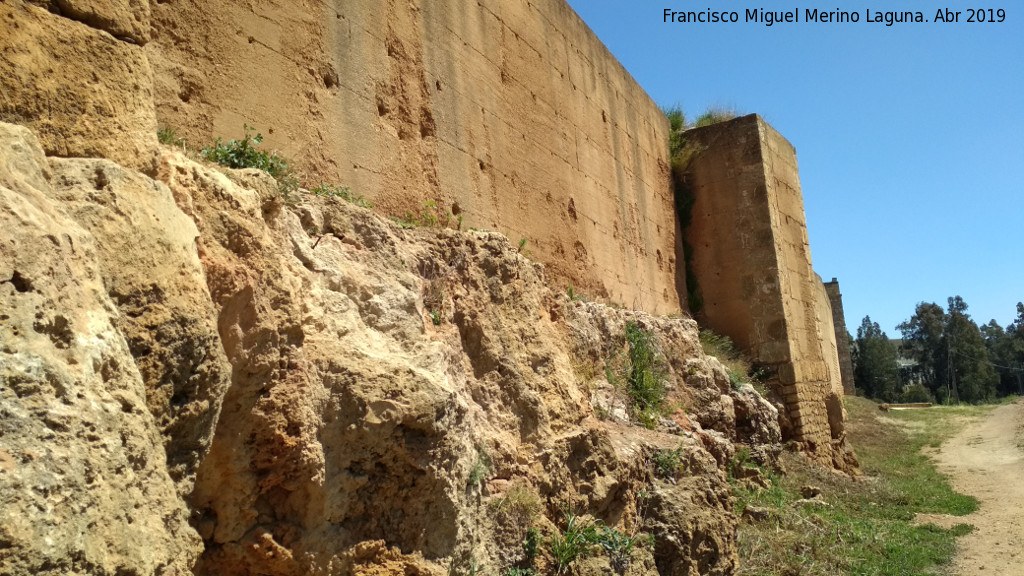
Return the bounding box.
[0,123,784,576]
[0,124,200,575]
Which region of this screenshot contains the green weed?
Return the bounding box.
[467,447,492,489]
[201,125,298,196]
[395,200,453,229]
[157,126,178,145]
[523,527,540,565]
[693,107,738,128]
[624,322,668,428]
[548,506,598,575]
[309,183,372,208]
[650,445,686,480]
[593,525,648,574]
[567,284,590,302]
[490,483,542,526]
[698,329,754,390]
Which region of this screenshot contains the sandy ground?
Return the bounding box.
[917,400,1024,575]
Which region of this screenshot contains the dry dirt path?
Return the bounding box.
[930,400,1024,575]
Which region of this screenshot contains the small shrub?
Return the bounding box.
[593,525,648,574]
[491,483,542,526]
[728,445,754,480]
[429,309,442,326]
[157,126,178,145]
[901,382,936,404]
[651,445,686,479]
[624,322,668,428]
[548,505,602,574]
[309,183,372,208]
[523,527,540,566]
[201,125,297,195]
[517,237,528,252]
[467,447,492,489]
[663,104,687,159]
[396,200,453,229]
[449,556,482,576]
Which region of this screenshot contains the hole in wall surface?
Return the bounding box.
[8,271,32,293]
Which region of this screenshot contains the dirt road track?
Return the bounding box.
[933,400,1024,575]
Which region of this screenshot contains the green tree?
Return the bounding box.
[897,302,946,396]
[853,316,901,401]
[980,320,1019,396]
[943,296,998,403]
[984,302,1024,396]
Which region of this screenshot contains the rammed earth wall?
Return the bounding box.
[146,0,683,313]
[682,115,851,463]
[0,0,856,470]
[825,278,857,395]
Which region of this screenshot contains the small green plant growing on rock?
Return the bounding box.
[548,506,598,574]
[728,445,754,480]
[202,125,298,195]
[396,200,453,229]
[523,527,540,565]
[693,106,738,128]
[309,183,372,208]
[651,445,687,480]
[624,321,668,428]
[491,483,543,526]
[157,126,187,152]
[466,447,492,490]
[157,126,178,145]
[449,556,482,576]
[698,328,755,390]
[593,525,649,574]
[566,284,590,302]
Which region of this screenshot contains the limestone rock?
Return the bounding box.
[49,156,230,493]
[645,477,737,576]
[741,506,772,523]
[152,150,746,575]
[0,120,790,575]
[0,123,200,576]
[800,485,822,499]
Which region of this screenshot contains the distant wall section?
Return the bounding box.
[147,0,682,313]
[814,276,843,399]
[824,279,856,395]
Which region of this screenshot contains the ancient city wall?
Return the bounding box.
[683,115,846,455]
[146,0,682,313]
[0,0,856,469]
[0,1,158,172]
[814,276,844,400]
[825,278,857,395]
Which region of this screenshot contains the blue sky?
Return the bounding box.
[564,1,1024,335]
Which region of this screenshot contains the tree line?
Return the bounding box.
[853,297,1024,404]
